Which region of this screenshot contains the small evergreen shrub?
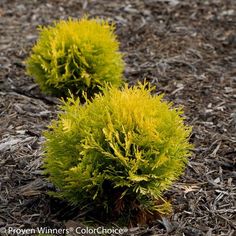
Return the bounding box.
[43,83,192,224]
[26,18,124,97]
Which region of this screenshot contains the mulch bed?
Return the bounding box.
[0,0,235,235]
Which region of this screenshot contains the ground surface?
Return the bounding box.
[0,0,235,235]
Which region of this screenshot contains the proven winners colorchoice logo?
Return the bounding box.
[3,226,128,235]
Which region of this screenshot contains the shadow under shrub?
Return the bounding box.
[43,83,192,225]
[26,17,124,98]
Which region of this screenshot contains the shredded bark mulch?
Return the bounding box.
[0,0,235,235]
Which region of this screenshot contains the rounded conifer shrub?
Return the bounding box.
[26,18,124,97]
[43,83,192,224]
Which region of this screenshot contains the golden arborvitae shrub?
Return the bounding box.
[26,18,124,98]
[43,83,192,225]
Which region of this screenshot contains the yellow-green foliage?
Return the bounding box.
[26,18,124,97]
[43,83,192,224]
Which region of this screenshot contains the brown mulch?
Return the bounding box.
[0,0,235,235]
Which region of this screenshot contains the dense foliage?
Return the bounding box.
[43,83,192,224]
[26,18,124,97]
